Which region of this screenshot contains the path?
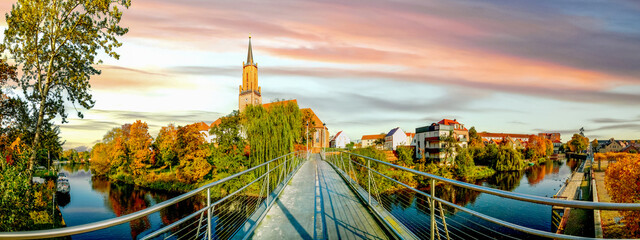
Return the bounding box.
[250,154,389,240]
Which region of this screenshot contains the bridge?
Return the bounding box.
[2,151,640,239]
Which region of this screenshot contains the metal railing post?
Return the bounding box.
[367,158,371,205]
[267,162,270,204]
[431,178,435,240]
[207,188,212,240]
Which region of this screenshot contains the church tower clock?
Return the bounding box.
[239,36,262,112]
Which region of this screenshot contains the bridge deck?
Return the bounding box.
[251,154,389,240]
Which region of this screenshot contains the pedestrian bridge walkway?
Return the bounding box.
[251,154,388,239]
[2,151,640,240]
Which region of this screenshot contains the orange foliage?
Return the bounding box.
[175,124,211,183]
[603,152,640,236]
[127,120,155,175]
[527,135,552,159]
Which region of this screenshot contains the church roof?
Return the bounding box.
[301,108,325,129]
[246,36,254,66]
[262,99,298,109]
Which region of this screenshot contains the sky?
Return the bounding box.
[1,0,640,150]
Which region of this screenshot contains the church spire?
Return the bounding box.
[246,36,254,66]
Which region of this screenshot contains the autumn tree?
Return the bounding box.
[1,0,131,175]
[604,153,640,237]
[526,135,552,160]
[153,124,178,168]
[591,139,599,154]
[127,120,154,175]
[568,134,589,153]
[175,124,211,183]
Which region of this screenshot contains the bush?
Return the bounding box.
[604,153,640,237]
[396,146,414,166]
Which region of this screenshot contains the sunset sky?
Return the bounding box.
[2,0,640,150]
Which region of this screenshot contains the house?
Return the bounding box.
[361,134,385,149]
[599,138,630,153]
[621,143,640,153]
[414,119,469,162]
[330,131,351,148]
[406,133,416,146]
[384,127,411,150]
[478,132,533,144]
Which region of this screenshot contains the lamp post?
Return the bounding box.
[306,122,309,154]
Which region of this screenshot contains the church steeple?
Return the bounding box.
[246,36,254,66]
[239,36,261,112]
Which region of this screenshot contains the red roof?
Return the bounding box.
[437,119,468,130]
[406,133,415,138]
[330,131,343,141]
[362,134,385,140]
[301,108,325,129]
[262,99,298,109]
[210,118,222,128]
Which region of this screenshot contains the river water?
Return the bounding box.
[57,158,579,239]
[56,164,203,240]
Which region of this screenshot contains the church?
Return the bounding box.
[217,37,329,152]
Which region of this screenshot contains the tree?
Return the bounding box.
[568,134,589,153]
[373,134,385,148]
[1,0,131,174]
[527,135,552,160]
[153,124,178,168]
[492,145,525,171]
[468,126,483,147]
[209,111,244,152]
[127,120,154,175]
[591,139,599,154]
[604,153,640,237]
[442,130,459,165]
[455,148,475,176]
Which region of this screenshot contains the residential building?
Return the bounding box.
[478,132,533,144]
[599,138,629,153]
[414,119,469,162]
[361,134,385,149]
[330,131,351,148]
[621,143,640,153]
[385,127,411,150]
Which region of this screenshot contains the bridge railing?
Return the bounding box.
[0,151,308,240]
[323,150,640,240]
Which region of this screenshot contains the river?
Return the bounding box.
[379,157,582,239]
[56,158,580,239]
[56,164,203,240]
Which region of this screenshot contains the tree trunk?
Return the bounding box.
[28,86,49,180]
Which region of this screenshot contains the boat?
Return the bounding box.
[56,173,70,194]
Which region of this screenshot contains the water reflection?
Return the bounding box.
[375,158,579,239]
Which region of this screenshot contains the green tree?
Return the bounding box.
[455,148,475,176]
[442,130,459,165]
[210,110,244,152]
[568,134,589,153]
[492,145,525,171]
[1,0,131,175]
[468,126,483,147]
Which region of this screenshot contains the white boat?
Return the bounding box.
[56,173,70,194]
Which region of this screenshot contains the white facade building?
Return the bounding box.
[330,131,351,148]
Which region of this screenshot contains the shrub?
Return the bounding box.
[604,153,640,237]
